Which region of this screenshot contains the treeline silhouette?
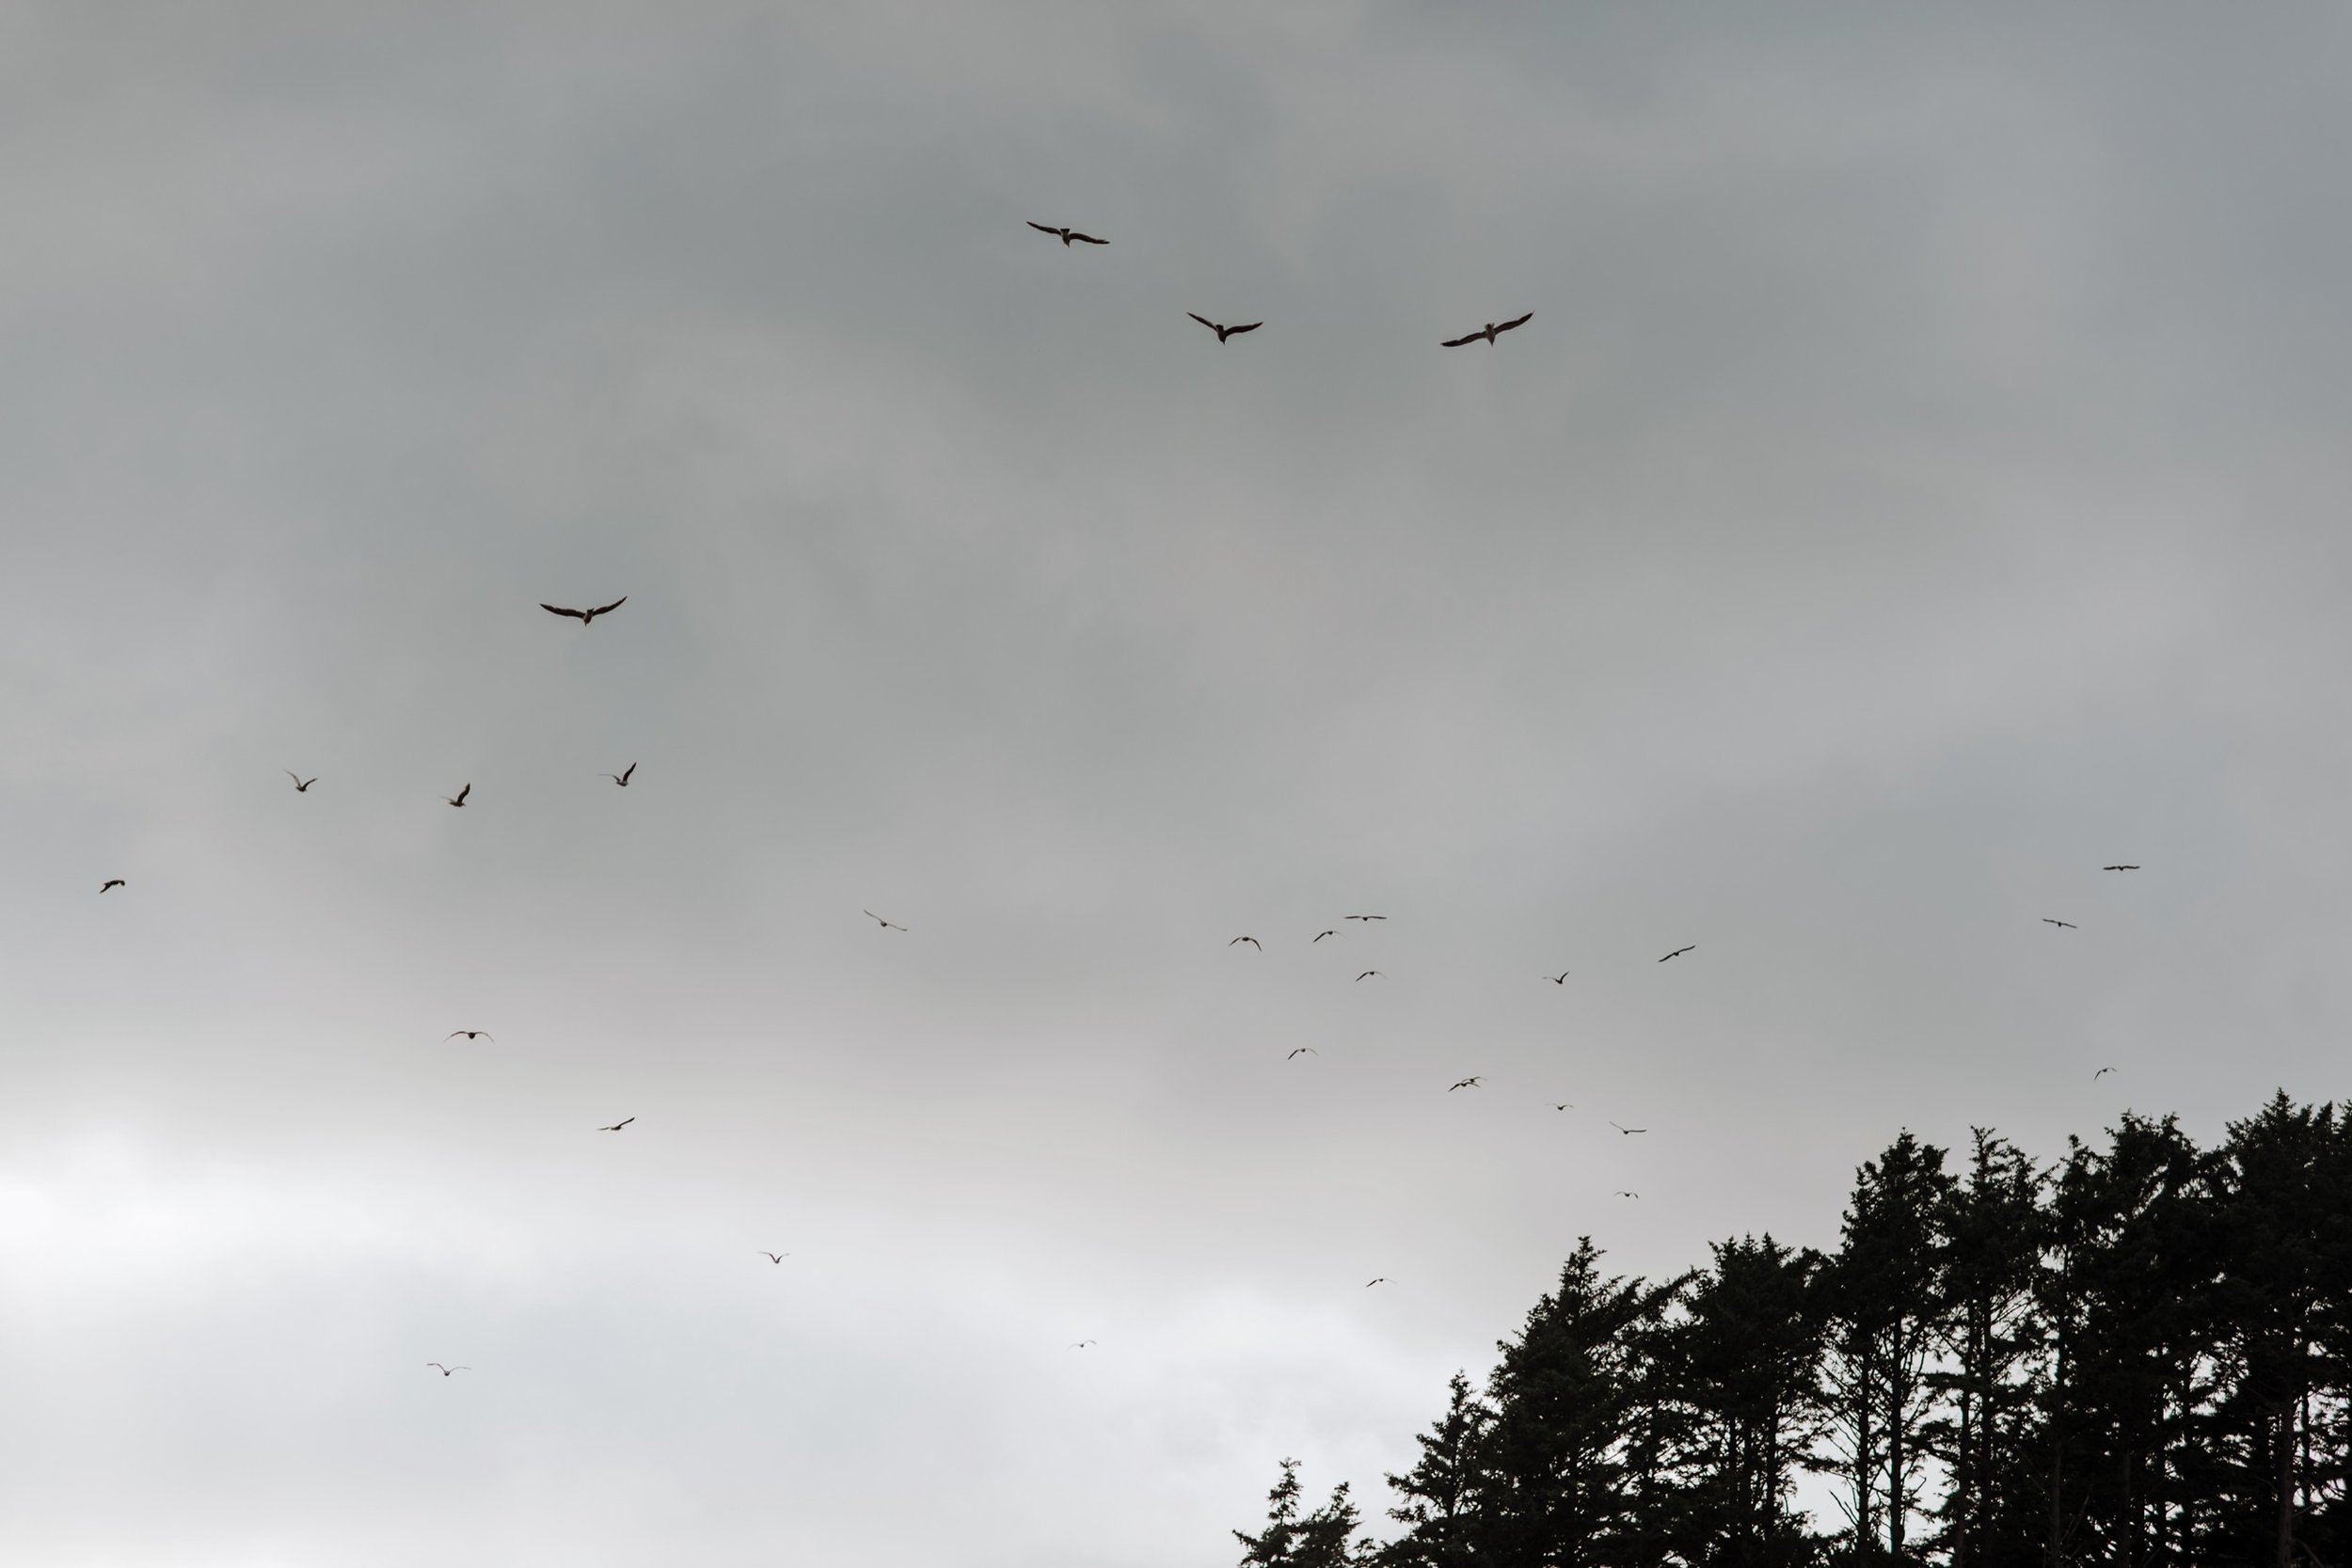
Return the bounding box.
[1236,1093,2348,1568]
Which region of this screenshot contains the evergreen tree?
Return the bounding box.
[1378,1371,1493,1568]
[1239,1458,1365,1568]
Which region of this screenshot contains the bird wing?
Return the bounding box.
[286,770,302,784]
[541,603,585,619]
[1357,972,1377,980]
[1188,313,1218,331]
[1070,231,1108,244]
[455,784,469,803]
[1225,322,1262,335]
[1495,312,1534,333]
[1027,221,1058,233]
[620,764,636,784]
[1440,333,1479,347]
[589,596,628,618]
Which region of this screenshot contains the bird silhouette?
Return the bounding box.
[1610,1122,1647,1135]
[285,771,316,792]
[1073,1339,1098,1348]
[1659,945,1694,962]
[2093,1067,2115,1081]
[1187,313,1262,342]
[604,763,636,787]
[759,1251,788,1264]
[1365,1277,1387,1288]
[1231,936,1261,950]
[1356,971,1381,981]
[1554,1102,1575,1111]
[1027,222,1107,245]
[1343,914,1387,922]
[1449,1077,1483,1091]
[1288,1047,1317,1059]
[1441,312,1533,347]
[1614,1191,1640,1199]
[540,596,627,626]
[444,784,470,808]
[863,911,908,932]
[2102,865,2140,871]
[1543,971,1570,984]
[98,879,125,894]
[425,1363,469,1377]
[445,1030,493,1042]
[2042,918,2077,929]
[1312,930,1337,942]
[597,1117,634,1132]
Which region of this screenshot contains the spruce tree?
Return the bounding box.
[1377,1371,1493,1568]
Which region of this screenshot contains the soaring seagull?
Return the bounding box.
[1231,936,1261,950]
[541,596,627,626]
[1441,312,1533,347]
[597,1117,635,1132]
[604,763,637,787]
[2042,918,2076,929]
[2103,864,2140,871]
[759,1251,789,1264]
[444,784,470,808]
[1610,1122,1648,1135]
[1073,1339,1098,1348]
[863,910,908,932]
[425,1363,469,1377]
[1659,945,1694,962]
[1614,1191,1640,1199]
[1543,971,1570,984]
[1288,1047,1317,1059]
[2092,1067,2115,1081]
[1343,914,1387,922]
[1357,971,1382,981]
[1187,313,1262,342]
[99,879,125,894]
[1554,1102,1575,1111]
[1027,222,1107,245]
[446,1030,493,1042]
[1365,1277,1387,1288]
[285,771,316,792]
[1449,1077,1483,1092]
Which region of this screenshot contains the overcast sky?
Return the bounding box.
[6,5,2352,1564]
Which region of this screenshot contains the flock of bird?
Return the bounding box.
[80,221,2148,1375]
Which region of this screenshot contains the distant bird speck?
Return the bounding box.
[1356,971,1381,981]
[1554,1103,1575,1112]
[597,1117,635,1132]
[1365,1277,1387,1288]
[1187,313,1262,342]
[446,1030,493,1042]
[425,1363,469,1377]
[1610,1122,1648,1135]
[285,771,316,792]
[759,1251,788,1264]
[444,784,470,808]
[2102,865,2140,872]
[1614,1191,1640,1199]
[2043,919,2077,929]
[1544,972,1570,984]
[1449,1077,1483,1092]
[1312,930,1337,942]
[2093,1067,2115,1081]
[540,596,627,626]
[1343,914,1388,922]
[1073,1339,1097,1348]
[604,763,636,787]
[99,879,124,894]
[1659,945,1694,962]
[1441,312,1533,347]
[863,911,907,932]
[1231,936,1261,950]
[1288,1048,1317,1059]
[1027,222,1106,246]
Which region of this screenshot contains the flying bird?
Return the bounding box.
[1356,971,1381,981]
[1343,914,1387,922]
[597,1117,635,1132]
[863,911,908,932]
[540,596,627,626]
[759,1251,789,1264]
[1614,1191,1640,1199]
[1610,1122,1647,1135]
[1441,312,1534,347]
[1554,1102,1575,1111]
[1312,930,1337,942]
[445,784,470,808]
[1365,1277,1387,1288]
[604,763,637,787]
[445,1030,493,1042]
[2042,919,2076,929]
[98,879,124,894]
[1659,945,1694,962]
[1027,222,1107,245]
[1231,936,1261,950]
[2092,1068,2115,1081]
[285,771,316,792]
[425,1363,469,1377]
[1449,1077,1483,1092]
[1072,1339,1097,1348]
[2103,864,2139,871]
[1287,1048,1317,1059]
[1187,313,1262,342]
[1543,972,1570,984]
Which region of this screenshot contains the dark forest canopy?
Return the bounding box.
[1237,1093,2350,1568]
